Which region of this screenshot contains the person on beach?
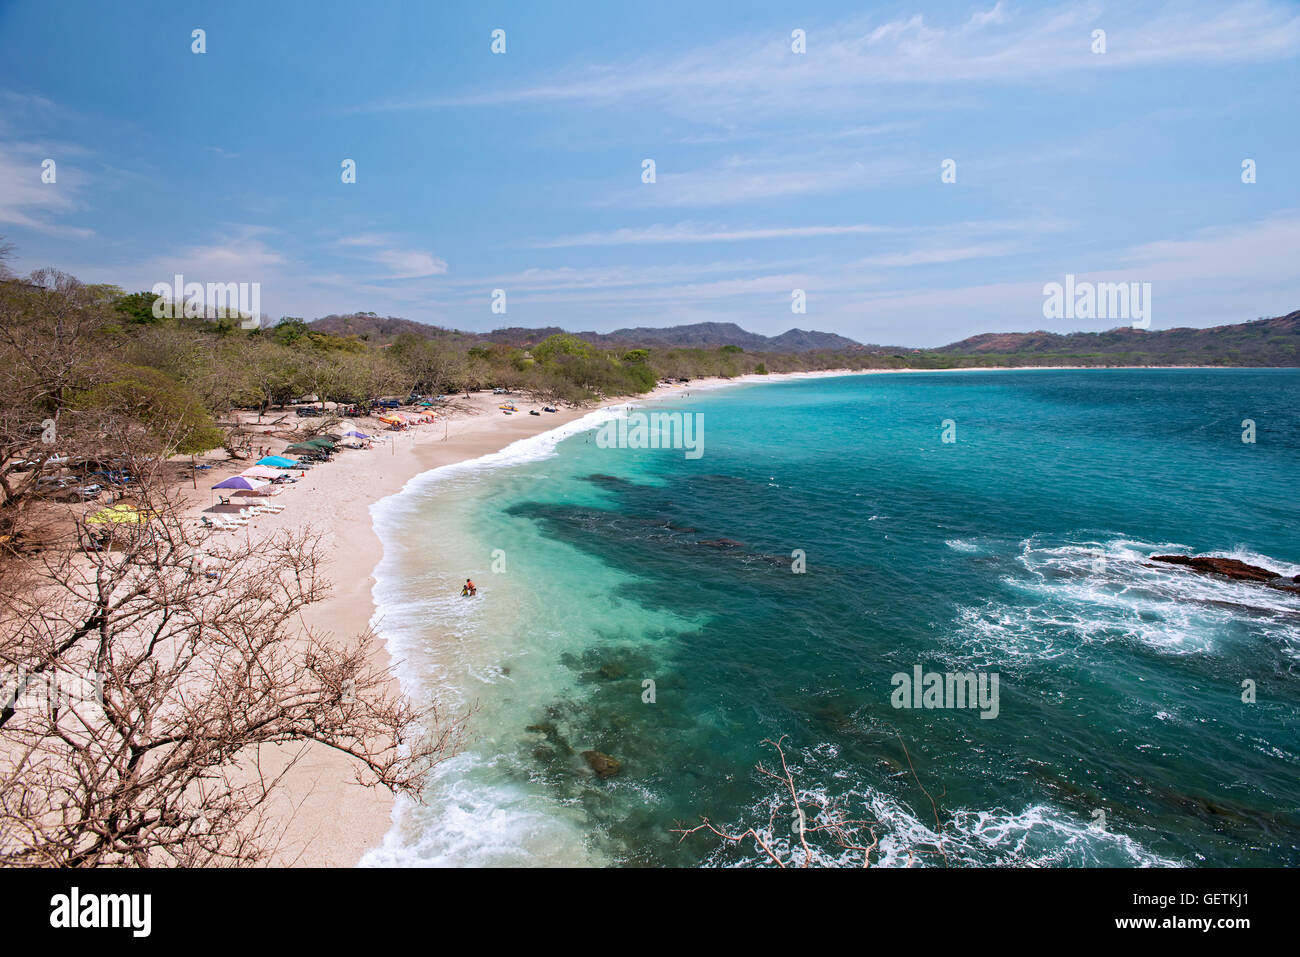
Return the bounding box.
[462,578,477,597]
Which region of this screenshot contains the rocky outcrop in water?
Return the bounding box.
[1151,555,1300,593]
[582,750,622,778]
[697,538,745,550]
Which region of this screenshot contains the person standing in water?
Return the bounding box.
[463,578,477,596]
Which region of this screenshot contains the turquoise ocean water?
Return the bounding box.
[361,370,1300,867]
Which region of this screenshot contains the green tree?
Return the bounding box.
[115,290,166,325]
[72,364,224,455]
[272,317,310,345]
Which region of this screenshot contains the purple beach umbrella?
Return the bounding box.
[211,475,270,491]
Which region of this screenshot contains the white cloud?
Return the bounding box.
[369,248,448,279]
[533,221,898,248]
[1119,215,1300,282]
[840,214,1300,341]
[856,241,1022,267]
[607,152,912,208]
[0,140,94,238]
[334,233,448,278]
[355,1,1300,117]
[132,229,286,282]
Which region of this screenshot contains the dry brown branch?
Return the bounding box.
[674,735,891,867]
[675,735,948,868]
[0,466,467,866]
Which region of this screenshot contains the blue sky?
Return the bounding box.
[1,0,1297,345]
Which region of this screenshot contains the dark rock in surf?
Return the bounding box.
[697,538,745,550]
[1151,554,1300,592]
[1152,554,1274,581]
[582,750,622,778]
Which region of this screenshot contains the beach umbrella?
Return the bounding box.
[87,503,153,525]
[305,438,335,448]
[284,443,321,453]
[345,431,371,439]
[211,475,269,491]
[232,487,278,497]
[240,465,282,479]
[256,455,299,468]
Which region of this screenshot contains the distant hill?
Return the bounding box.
[933,311,1300,366]
[310,313,475,344]
[480,321,864,352]
[308,315,864,352]
[305,310,1300,365]
[575,322,863,352]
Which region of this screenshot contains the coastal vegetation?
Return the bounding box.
[0,257,471,866]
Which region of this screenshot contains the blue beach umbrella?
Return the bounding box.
[256,456,299,468]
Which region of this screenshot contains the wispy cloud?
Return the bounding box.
[1119,215,1300,282]
[856,241,1022,267]
[354,1,1300,117]
[604,151,915,208]
[0,139,94,238]
[336,233,448,278]
[127,227,286,284]
[843,214,1300,338]
[532,221,899,248]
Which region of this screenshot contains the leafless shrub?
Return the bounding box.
[0,477,465,866]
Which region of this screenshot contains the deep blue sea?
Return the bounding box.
[363,369,1300,867]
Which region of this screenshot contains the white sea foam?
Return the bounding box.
[707,774,1177,868]
[359,754,601,868]
[375,405,628,510]
[865,798,1178,868]
[948,535,1300,663]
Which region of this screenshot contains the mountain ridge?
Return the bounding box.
[307,310,1300,364]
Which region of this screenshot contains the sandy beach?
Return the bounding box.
[192,364,1208,865]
